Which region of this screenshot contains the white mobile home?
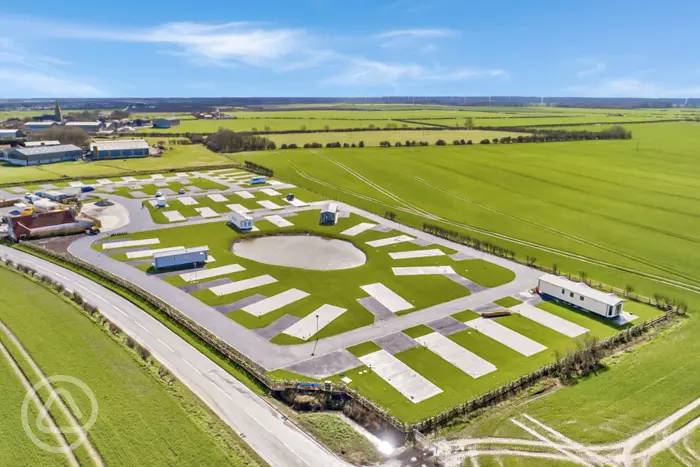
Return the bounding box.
[537,274,624,318]
[153,246,208,270]
[229,211,254,231]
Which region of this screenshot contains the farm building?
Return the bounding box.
[65,121,103,133]
[229,211,254,231]
[90,139,150,159]
[153,246,208,270]
[537,274,624,318]
[5,144,84,166]
[0,129,23,140]
[4,209,95,241]
[320,203,339,225]
[23,121,57,132]
[152,118,180,129]
[23,140,61,147]
[35,190,75,202]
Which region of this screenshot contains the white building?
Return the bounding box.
[90,139,150,159]
[537,274,624,318]
[24,140,61,148]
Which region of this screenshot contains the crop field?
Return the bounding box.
[0,267,260,466]
[0,144,233,185]
[235,122,700,304]
[263,129,528,147]
[96,208,513,342]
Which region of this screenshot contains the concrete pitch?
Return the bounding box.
[227,203,250,214]
[411,238,433,246]
[207,193,228,203]
[392,266,456,276]
[466,318,547,357]
[445,274,487,293]
[389,249,445,260]
[284,198,307,207]
[255,315,302,340]
[357,297,394,321]
[427,316,468,336]
[102,238,160,250]
[282,304,346,340]
[359,350,442,403]
[341,222,376,237]
[125,246,184,259]
[260,188,281,196]
[264,215,294,228]
[163,210,186,222]
[235,191,255,199]
[210,274,277,296]
[241,288,309,317]
[415,332,496,378]
[513,303,588,337]
[195,207,220,218]
[213,294,267,314]
[284,350,362,379]
[180,263,245,282]
[360,283,413,313]
[366,235,415,248]
[257,200,282,210]
[449,252,474,261]
[180,277,231,293]
[374,332,417,354]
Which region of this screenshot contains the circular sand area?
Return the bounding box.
[233,235,366,270]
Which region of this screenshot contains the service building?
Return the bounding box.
[5,144,84,166]
[90,139,150,159]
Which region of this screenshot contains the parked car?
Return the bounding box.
[81,186,95,193]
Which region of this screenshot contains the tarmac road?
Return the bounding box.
[0,245,348,467]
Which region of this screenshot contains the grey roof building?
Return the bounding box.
[5,144,84,166]
[90,139,150,159]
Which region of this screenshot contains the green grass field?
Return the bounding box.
[0,267,260,466]
[0,144,233,185]
[97,209,502,342]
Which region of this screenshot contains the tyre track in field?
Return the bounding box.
[414,176,700,288]
[303,160,700,294]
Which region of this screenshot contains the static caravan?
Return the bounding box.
[155,196,167,208]
[152,246,208,270]
[229,211,254,231]
[250,176,267,185]
[320,203,339,225]
[537,274,624,318]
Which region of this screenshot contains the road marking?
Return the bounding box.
[157,338,175,353]
[212,382,234,401]
[184,359,203,375]
[134,322,151,334]
[112,306,128,317]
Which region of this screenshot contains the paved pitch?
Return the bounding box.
[282,304,346,340]
[264,215,294,228]
[102,238,160,250]
[284,198,307,207]
[366,235,415,248]
[163,210,186,222]
[210,274,278,296]
[207,193,228,202]
[512,302,588,337]
[180,263,245,282]
[360,283,413,313]
[261,188,281,196]
[341,222,377,237]
[242,288,310,317]
[195,207,220,218]
[359,350,442,403]
[178,196,199,206]
[389,249,445,260]
[415,332,497,378]
[126,246,184,259]
[392,266,456,276]
[466,318,547,356]
[235,191,255,199]
[227,203,250,214]
[258,200,282,210]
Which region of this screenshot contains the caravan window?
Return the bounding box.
[561,288,565,294]
[570,292,574,298]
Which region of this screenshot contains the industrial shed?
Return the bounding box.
[65,121,103,133]
[5,144,84,166]
[90,139,150,159]
[537,274,624,318]
[0,129,23,140]
[23,121,57,132]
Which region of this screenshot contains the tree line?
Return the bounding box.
[205,128,276,153]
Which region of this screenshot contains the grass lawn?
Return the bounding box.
[493,296,523,308]
[295,412,380,465]
[0,267,261,466]
[347,341,382,357]
[109,177,228,198]
[461,259,516,287]
[97,209,478,341]
[402,324,434,338]
[0,144,233,185]
[451,309,481,321]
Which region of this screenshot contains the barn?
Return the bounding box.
[152,118,181,129]
[5,144,84,166]
[90,139,150,160]
[537,274,624,318]
[65,121,103,133]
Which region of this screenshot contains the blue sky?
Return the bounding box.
[0,0,699,98]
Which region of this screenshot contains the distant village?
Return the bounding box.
[0,102,230,166]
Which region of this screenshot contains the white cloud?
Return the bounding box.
[324,58,506,87]
[376,28,457,40]
[576,59,607,78]
[566,78,700,98]
[0,68,104,97]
